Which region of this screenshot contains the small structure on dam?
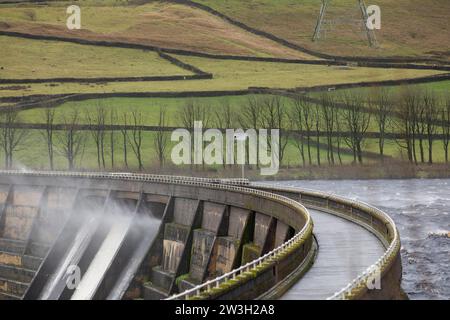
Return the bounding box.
[0,171,402,300]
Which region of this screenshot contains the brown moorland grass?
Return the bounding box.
[0,1,316,59]
[195,0,450,61]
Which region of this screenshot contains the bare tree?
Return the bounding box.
[214,100,235,167]
[120,111,129,169]
[395,88,422,164]
[239,96,262,168]
[341,93,371,164]
[442,96,450,163]
[314,104,322,166]
[415,96,426,164]
[214,99,234,129]
[259,96,290,165]
[128,109,145,171]
[178,100,211,167]
[0,111,28,168]
[85,104,107,169]
[41,108,56,170]
[179,100,212,129]
[110,108,118,169]
[320,93,336,165]
[154,107,169,167]
[56,109,85,170]
[292,95,314,165]
[291,99,306,166]
[239,96,261,129]
[369,87,393,160]
[423,91,437,164]
[335,108,343,164]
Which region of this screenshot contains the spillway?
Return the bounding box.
[39,215,100,300]
[71,214,134,300]
[106,214,160,300]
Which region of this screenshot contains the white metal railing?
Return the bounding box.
[0,170,250,188]
[0,170,312,300]
[252,182,401,300]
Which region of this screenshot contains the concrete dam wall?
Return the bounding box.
[0,171,402,300]
[0,172,310,300]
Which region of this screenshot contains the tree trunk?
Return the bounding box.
[101,136,105,169]
[110,131,115,169]
[123,133,128,169]
[428,138,433,164]
[316,135,321,166]
[357,143,363,164]
[307,134,312,165]
[419,138,424,163]
[379,135,384,161]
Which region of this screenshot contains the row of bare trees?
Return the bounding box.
[181,94,370,167]
[291,88,450,166]
[394,89,450,164]
[290,93,371,166]
[40,106,167,170]
[243,90,450,166]
[0,88,449,170]
[0,106,169,170]
[0,111,28,168]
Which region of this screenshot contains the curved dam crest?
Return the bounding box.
[282,209,385,299]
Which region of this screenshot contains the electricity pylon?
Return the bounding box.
[312,0,378,47]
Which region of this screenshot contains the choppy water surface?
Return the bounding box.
[268,179,450,300]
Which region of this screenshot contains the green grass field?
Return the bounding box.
[17,95,252,125]
[4,128,368,170]
[0,49,444,97]
[15,80,448,128]
[9,127,449,172]
[0,36,191,79]
[10,86,449,171]
[13,129,161,170]
[320,80,450,97]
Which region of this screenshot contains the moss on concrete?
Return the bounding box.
[241,243,261,265]
[175,273,189,287]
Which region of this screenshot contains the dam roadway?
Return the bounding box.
[281,208,385,300]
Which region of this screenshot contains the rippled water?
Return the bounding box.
[268,179,450,300]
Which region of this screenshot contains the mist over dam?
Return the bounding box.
[0,171,403,300]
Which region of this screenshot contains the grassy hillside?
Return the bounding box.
[0,1,448,177]
[0,1,313,59]
[195,0,450,60]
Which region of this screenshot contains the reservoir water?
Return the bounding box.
[266,179,450,300]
